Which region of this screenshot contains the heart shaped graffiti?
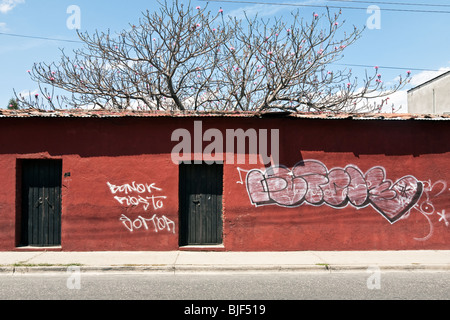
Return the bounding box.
[245,160,423,223]
[365,168,423,223]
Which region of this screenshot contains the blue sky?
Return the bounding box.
[1,0,450,112]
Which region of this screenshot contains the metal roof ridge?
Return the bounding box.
[1,108,450,120]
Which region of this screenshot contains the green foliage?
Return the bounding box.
[7,98,18,110]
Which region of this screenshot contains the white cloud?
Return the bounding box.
[226,0,325,20]
[227,3,290,19]
[17,89,38,99]
[0,38,44,54]
[382,90,408,113]
[363,67,450,113]
[351,83,408,113]
[0,0,24,14]
[409,67,450,88]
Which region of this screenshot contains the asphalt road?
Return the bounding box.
[0,270,449,300]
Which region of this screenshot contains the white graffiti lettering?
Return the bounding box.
[404,180,450,241]
[107,181,166,211]
[108,180,175,233]
[107,181,162,195]
[120,213,175,233]
[113,195,166,211]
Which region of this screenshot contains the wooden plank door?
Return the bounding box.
[179,163,223,246]
[20,160,62,247]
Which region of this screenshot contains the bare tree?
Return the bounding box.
[15,0,410,113]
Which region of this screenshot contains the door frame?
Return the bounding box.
[17,158,63,248]
[178,162,224,247]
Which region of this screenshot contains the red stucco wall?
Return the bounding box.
[0,115,449,251]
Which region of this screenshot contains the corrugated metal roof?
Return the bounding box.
[1,108,450,120]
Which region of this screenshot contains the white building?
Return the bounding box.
[407,70,450,115]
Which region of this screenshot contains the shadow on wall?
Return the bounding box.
[0,117,449,163]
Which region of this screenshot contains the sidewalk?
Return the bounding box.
[0,250,449,274]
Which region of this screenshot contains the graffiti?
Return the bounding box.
[113,195,166,211]
[242,160,423,224]
[107,181,175,233]
[107,181,162,195]
[107,181,166,211]
[405,180,450,241]
[438,210,449,227]
[120,213,175,233]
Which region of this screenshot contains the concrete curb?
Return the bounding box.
[327,264,450,272]
[1,250,449,274]
[1,263,450,274]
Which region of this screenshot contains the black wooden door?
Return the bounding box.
[179,163,223,246]
[21,160,62,247]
